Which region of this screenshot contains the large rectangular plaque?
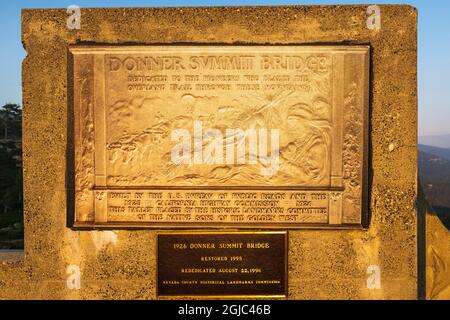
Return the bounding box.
[70,45,369,228]
[157,231,287,298]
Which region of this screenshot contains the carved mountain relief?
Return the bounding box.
[71,46,369,228]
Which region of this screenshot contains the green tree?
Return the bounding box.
[0,103,22,140]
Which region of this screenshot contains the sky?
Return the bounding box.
[0,0,448,136]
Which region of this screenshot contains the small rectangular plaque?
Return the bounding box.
[157,231,287,298]
[70,45,369,228]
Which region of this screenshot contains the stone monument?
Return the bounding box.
[0,5,419,299]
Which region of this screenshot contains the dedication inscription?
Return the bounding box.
[71,45,369,228]
[157,231,287,297]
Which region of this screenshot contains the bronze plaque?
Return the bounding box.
[70,45,369,228]
[157,231,287,298]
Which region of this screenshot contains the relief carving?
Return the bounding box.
[105,90,332,187]
[343,82,363,223]
[74,59,95,221]
[71,46,369,228]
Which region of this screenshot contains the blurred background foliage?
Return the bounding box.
[0,103,23,249]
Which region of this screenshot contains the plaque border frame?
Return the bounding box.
[70,45,370,230]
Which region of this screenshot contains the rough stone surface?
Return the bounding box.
[426,201,450,300]
[0,5,417,299]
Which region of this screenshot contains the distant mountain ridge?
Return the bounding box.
[419,144,450,161]
[419,148,450,208]
[419,134,450,149]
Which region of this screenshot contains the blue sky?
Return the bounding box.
[0,0,448,136]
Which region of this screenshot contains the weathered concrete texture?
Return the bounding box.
[0,5,417,299]
[426,204,450,299]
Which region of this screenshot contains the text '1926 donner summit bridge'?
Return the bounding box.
[71,45,369,229]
